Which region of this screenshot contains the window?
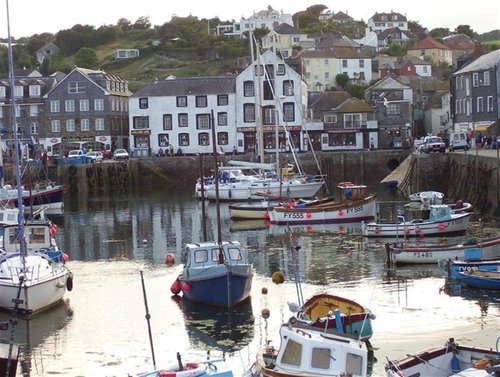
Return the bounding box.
[277,64,286,75]
[179,133,189,146]
[342,60,348,68]
[163,114,173,130]
[324,72,330,80]
[29,105,38,116]
[283,80,294,96]
[324,59,329,66]
[311,348,331,369]
[177,96,187,107]
[324,114,337,124]
[14,86,23,97]
[487,96,493,112]
[65,99,75,112]
[133,116,149,129]
[484,71,490,85]
[359,72,365,80]
[51,120,61,132]
[344,114,362,128]
[134,135,149,148]
[280,339,302,366]
[472,72,479,87]
[423,66,428,74]
[477,97,484,113]
[198,132,210,146]
[29,85,41,97]
[81,118,90,131]
[68,81,86,94]
[139,98,148,109]
[0,86,5,98]
[254,64,264,76]
[94,99,104,111]
[95,118,104,131]
[244,81,255,97]
[386,103,401,115]
[359,59,365,68]
[217,132,228,145]
[66,119,75,132]
[80,99,89,112]
[465,77,470,96]
[346,353,363,376]
[30,122,39,135]
[243,103,255,122]
[283,103,294,122]
[218,112,228,126]
[196,96,207,107]
[196,114,210,129]
[158,134,169,147]
[217,95,228,106]
[178,113,188,127]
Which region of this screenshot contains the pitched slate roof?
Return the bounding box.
[274,23,304,35]
[370,12,407,22]
[308,90,351,109]
[133,76,236,97]
[408,37,450,50]
[453,50,500,75]
[336,97,372,112]
[331,11,353,22]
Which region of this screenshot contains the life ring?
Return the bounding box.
[159,362,207,377]
[66,275,73,291]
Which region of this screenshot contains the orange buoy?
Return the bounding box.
[261,308,270,319]
[170,279,181,295]
[272,271,284,284]
[165,253,175,266]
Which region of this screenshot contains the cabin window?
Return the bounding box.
[28,228,46,244]
[227,247,242,261]
[311,347,331,369]
[193,249,208,263]
[280,339,302,366]
[345,353,363,375]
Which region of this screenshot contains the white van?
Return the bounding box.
[449,132,470,151]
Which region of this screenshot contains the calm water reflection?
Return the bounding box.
[1,187,498,376]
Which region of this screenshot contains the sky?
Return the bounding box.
[2,0,500,39]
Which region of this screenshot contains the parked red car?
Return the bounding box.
[101,150,113,159]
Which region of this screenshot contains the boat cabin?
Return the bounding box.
[183,241,249,267]
[2,223,54,254]
[271,322,368,377]
[338,182,368,203]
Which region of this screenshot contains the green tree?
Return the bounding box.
[117,18,132,31]
[455,24,476,38]
[430,27,451,39]
[133,16,152,30]
[380,43,406,57]
[75,47,99,68]
[335,73,349,88]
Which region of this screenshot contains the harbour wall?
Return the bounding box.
[19,150,498,217]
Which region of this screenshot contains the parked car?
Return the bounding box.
[113,148,129,161]
[101,150,113,159]
[421,136,446,153]
[68,149,85,158]
[489,136,500,149]
[86,151,103,163]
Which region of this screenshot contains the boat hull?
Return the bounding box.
[180,268,253,307]
[0,253,71,315]
[362,212,471,238]
[269,196,376,225]
[439,257,500,280]
[457,270,500,290]
[389,236,500,265]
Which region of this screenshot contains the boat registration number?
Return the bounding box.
[346,206,363,214]
[412,252,433,259]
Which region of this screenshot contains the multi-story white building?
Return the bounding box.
[128,50,308,156]
[238,7,293,35]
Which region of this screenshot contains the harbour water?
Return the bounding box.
[1,187,498,376]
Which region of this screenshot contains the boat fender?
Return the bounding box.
[451,353,460,373]
[171,278,181,295]
[374,227,380,235]
[50,224,57,236]
[66,275,74,291]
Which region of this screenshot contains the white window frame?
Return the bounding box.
[81,118,90,131]
[95,118,105,131]
[66,119,75,132]
[65,99,75,112]
[80,99,89,112]
[94,99,104,111]
[50,100,60,113]
[29,85,41,97]
[51,119,61,132]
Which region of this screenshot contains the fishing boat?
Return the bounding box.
[457,270,500,290]
[0,181,64,211]
[246,318,369,377]
[385,337,500,377]
[170,241,253,307]
[439,256,500,280]
[386,235,500,265]
[295,293,375,340]
[0,14,72,317]
[137,352,235,377]
[228,199,276,220]
[361,204,471,238]
[408,190,444,205]
[268,183,376,225]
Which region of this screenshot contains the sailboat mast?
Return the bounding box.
[250,30,264,164]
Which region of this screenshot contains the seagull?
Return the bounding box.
[287,301,302,313]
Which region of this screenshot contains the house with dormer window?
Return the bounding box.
[366,11,408,34]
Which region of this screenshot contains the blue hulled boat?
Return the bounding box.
[439,257,500,280]
[457,270,500,290]
[171,241,253,308]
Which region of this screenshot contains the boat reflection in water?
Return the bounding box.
[0,300,73,375]
[441,281,500,315]
[172,296,254,354]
